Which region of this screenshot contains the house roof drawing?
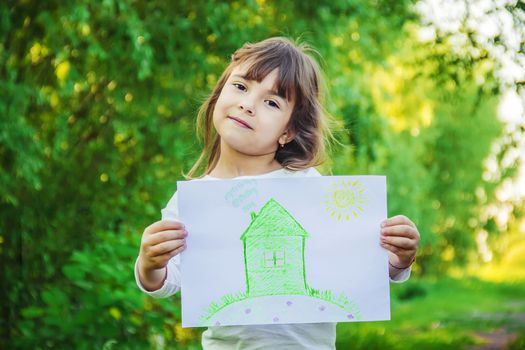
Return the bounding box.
[240,198,309,240]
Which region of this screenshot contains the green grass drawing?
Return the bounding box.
[199,198,361,324]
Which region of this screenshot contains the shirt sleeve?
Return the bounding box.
[134,190,182,298]
[389,267,411,283]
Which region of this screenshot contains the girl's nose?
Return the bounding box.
[238,102,255,116]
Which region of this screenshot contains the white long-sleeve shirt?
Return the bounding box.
[135,167,411,349]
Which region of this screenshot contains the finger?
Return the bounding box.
[380,242,402,255]
[158,243,187,261]
[168,243,187,257]
[382,215,415,228]
[149,239,186,257]
[147,229,187,246]
[380,242,415,256]
[381,225,419,238]
[146,243,187,268]
[381,235,417,250]
[144,220,185,235]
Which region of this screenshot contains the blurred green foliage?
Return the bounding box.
[1,0,523,349]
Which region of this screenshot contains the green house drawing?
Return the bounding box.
[240,198,309,297]
[200,197,362,324]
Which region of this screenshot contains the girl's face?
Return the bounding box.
[212,63,295,157]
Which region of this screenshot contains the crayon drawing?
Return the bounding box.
[322,179,367,221]
[200,199,361,324]
[177,176,390,327]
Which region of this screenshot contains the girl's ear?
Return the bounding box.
[278,129,296,146]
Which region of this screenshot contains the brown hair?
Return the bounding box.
[186,37,334,178]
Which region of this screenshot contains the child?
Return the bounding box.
[135,37,420,349]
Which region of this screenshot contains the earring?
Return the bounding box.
[279,143,284,148]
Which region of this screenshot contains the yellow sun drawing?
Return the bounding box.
[322,179,367,221]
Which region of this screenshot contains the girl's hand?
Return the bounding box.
[139,220,187,271]
[137,220,187,291]
[380,215,420,269]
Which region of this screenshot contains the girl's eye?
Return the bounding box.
[233,83,246,91]
[266,100,280,109]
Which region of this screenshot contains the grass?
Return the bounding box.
[306,286,361,319]
[201,286,361,322]
[336,275,525,349]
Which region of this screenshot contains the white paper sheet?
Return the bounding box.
[178,176,389,327]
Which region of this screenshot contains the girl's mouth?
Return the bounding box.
[227,116,253,130]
